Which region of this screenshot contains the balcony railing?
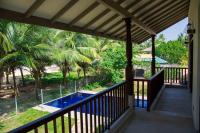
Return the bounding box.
[9,68,167,133]
[156,67,188,85]
[134,69,164,111]
[9,81,128,133]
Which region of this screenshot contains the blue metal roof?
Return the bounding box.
[141,56,168,64]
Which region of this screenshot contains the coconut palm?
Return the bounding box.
[0,23,51,98]
[49,31,92,87]
[0,20,14,88]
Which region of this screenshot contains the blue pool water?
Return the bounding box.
[45,92,93,108]
[45,92,147,115]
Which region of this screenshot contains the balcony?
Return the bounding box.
[8,67,194,133]
[0,0,198,132]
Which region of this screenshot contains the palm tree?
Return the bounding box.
[49,31,91,87]
[0,23,51,98]
[0,20,14,88]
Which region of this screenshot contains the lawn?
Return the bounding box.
[24,71,92,85]
[0,108,74,133]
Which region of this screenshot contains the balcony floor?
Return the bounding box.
[118,86,194,133]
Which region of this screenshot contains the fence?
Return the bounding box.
[9,81,128,133]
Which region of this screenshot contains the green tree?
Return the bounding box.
[49,31,91,86]
[0,20,14,88]
[99,46,126,83]
[156,40,188,64]
[0,23,51,98]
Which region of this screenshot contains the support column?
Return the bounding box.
[188,34,193,93]
[124,18,134,108]
[151,35,156,76]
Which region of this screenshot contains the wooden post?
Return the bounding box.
[151,35,156,76]
[188,34,193,93]
[124,18,134,108]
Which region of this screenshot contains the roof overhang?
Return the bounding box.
[0,0,189,43]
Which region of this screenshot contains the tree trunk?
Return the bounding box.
[0,71,3,89]
[77,70,80,79]
[34,75,40,100]
[6,70,10,84]
[83,68,87,85]
[19,67,25,86]
[62,60,68,87]
[12,68,19,96]
[62,70,67,87]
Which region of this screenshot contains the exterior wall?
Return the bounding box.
[188,0,200,132]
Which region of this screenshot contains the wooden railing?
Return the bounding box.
[156,67,188,85]
[147,69,164,111]
[9,81,128,133]
[133,79,148,109]
[134,69,165,111]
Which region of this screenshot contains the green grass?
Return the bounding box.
[0,109,74,133]
[82,81,113,92]
[24,71,87,85]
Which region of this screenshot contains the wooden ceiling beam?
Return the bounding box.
[153,11,188,31]
[94,14,119,31]
[83,0,126,29]
[0,8,123,41]
[115,28,126,38]
[104,0,157,35]
[83,9,110,29]
[155,15,187,34]
[93,0,126,31]
[133,29,146,39]
[96,0,132,17]
[143,0,188,24]
[155,17,187,33]
[137,34,151,43]
[96,0,156,35]
[51,0,78,23]
[136,0,167,18]
[133,31,149,42]
[68,2,99,25]
[110,24,126,35]
[150,6,187,27]
[148,4,188,27]
[132,0,156,15]
[138,11,187,43]
[121,26,141,39]
[133,5,188,43]
[112,24,125,36]
[103,0,141,33]
[25,0,45,17]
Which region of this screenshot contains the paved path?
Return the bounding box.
[118,86,194,133]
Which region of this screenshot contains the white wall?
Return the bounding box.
[188,0,200,132]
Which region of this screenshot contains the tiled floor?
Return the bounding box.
[117,86,194,133]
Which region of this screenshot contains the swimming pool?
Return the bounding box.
[45,92,147,113]
[45,92,93,108]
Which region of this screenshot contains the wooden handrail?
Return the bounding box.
[9,81,127,133]
[149,68,164,81]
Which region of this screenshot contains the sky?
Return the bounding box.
[158,18,188,41]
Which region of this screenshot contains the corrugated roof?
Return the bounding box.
[0,0,189,43]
